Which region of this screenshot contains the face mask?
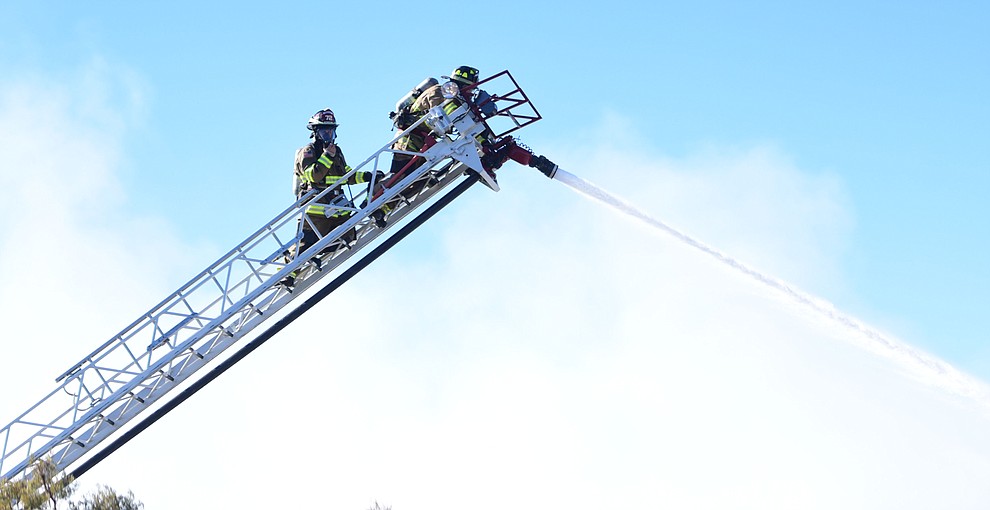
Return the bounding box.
[316,126,337,144]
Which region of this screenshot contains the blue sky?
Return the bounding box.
[3,1,986,372]
[2,1,989,508]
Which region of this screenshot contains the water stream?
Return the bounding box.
[553,168,990,408]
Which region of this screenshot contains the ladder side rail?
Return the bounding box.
[47,156,477,476]
[1,191,329,477]
[62,183,346,391]
[1,142,449,479]
[3,151,444,478]
[1,377,98,477]
[52,69,526,383]
[344,110,438,175]
[192,213,307,319]
[5,304,260,477]
[358,148,463,224]
[55,188,321,384]
[3,91,503,479]
[63,271,239,404]
[6,140,444,482]
[126,141,472,404]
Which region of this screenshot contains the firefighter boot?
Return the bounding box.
[372,209,387,228]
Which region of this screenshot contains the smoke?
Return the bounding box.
[125,142,989,510]
[3,83,989,509]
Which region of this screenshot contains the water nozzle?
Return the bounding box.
[529,155,558,179]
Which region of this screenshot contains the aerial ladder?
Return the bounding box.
[0,70,559,482]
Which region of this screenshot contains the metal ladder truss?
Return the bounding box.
[0,70,541,481]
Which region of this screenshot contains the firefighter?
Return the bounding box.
[389,65,481,177]
[379,66,483,223]
[292,108,384,263]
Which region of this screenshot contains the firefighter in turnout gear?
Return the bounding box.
[389,65,481,177]
[380,66,486,220]
[291,108,384,266]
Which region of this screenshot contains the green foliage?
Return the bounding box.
[68,486,142,510]
[0,460,142,510]
[0,459,74,510]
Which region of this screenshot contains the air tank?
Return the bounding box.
[394,77,439,113]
